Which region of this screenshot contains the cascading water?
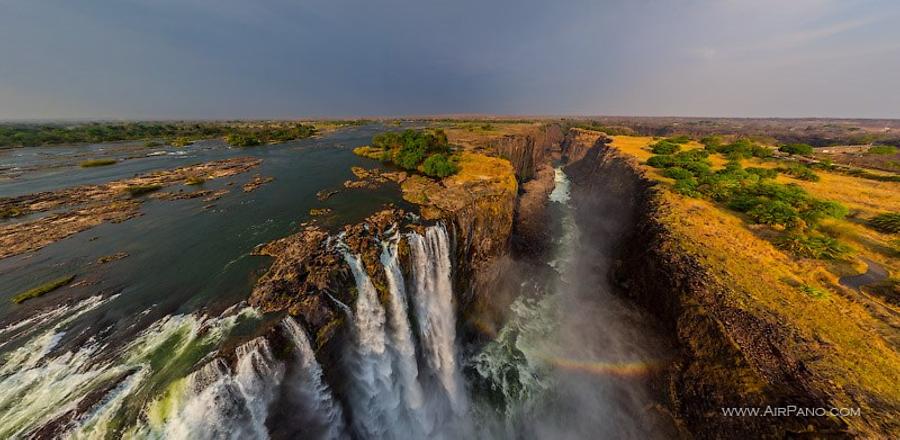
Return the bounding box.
[0,169,665,438]
[278,317,347,440]
[407,225,468,416]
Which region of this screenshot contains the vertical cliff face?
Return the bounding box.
[564,139,853,439]
[488,124,564,182]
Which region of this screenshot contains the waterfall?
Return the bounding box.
[407,225,467,416]
[381,234,430,435]
[142,336,283,440]
[337,225,467,439]
[341,250,400,438]
[279,317,347,440]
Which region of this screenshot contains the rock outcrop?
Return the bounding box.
[565,138,859,438]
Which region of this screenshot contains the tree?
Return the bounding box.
[779,143,814,155]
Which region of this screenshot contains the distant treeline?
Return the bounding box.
[561,117,900,148]
[0,121,323,148]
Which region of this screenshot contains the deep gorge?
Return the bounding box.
[0,124,859,439]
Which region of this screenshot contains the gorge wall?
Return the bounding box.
[563,138,856,438]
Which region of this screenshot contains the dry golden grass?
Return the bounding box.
[446,151,517,194]
[605,135,900,421]
[609,135,900,277]
[443,122,544,150]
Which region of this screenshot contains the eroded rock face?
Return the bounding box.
[561,128,607,165]
[488,124,564,182]
[248,208,406,347]
[565,140,853,438]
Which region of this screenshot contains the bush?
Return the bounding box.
[80,159,117,168]
[185,176,206,185]
[668,135,691,144]
[747,200,800,227]
[868,213,900,233]
[745,167,778,179]
[662,167,694,180]
[651,140,681,155]
[124,184,162,197]
[421,154,459,177]
[225,134,261,147]
[776,234,848,260]
[12,275,76,304]
[170,137,194,147]
[779,143,814,155]
[700,135,723,150]
[867,145,898,155]
[778,164,820,181]
[369,129,452,173]
[673,177,701,197]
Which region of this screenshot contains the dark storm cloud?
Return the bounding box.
[1,0,898,119]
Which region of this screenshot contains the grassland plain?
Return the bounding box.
[607,134,900,436]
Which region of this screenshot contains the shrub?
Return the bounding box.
[673,177,701,197]
[647,155,675,168]
[747,200,800,227]
[778,164,820,181]
[668,135,691,144]
[867,145,898,155]
[745,167,778,179]
[868,213,900,233]
[779,143,814,155]
[170,137,194,147]
[225,134,261,147]
[776,234,848,260]
[662,167,694,180]
[124,184,163,197]
[369,129,451,172]
[700,135,723,150]
[651,140,681,155]
[185,176,206,185]
[12,275,76,304]
[421,154,459,177]
[799,284,828,299]
[80,159,117,168]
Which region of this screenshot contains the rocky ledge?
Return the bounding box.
[0,157,260,259]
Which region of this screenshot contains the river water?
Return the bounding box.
[0,130,668,438]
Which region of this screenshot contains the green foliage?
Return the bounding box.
[668,135,691,144]
[124,184,163,197]
[225,134,262,147]
[564,121,634,135]
[747,200,800,227]
[712,138,771,159]
[776,234,848,260]
[0,207,25,219]
[700,135,724,150]
[422,154,459,177]
[662,167,694,180]
[868,213,900,233]
[170,137,194,147]
[0,122,317,148]
[364,129,455,175]
[79,159,117,168]
[651,140,681,155]
[12,275,75,304]
[745,167,779,179]
[867,145,898,155]
[799,284,829,299]
[777,164,820,181]
[779,143,814,155]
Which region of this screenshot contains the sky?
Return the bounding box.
[1,0,899,120]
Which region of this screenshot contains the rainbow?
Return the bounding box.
[544,357,661,378]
